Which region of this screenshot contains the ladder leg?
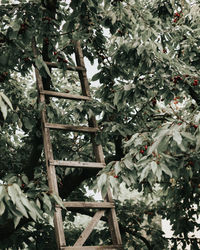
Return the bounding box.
[54,207,67,249]
[106,190,122,245]
[74,40,123,246]
[32,38,66,249]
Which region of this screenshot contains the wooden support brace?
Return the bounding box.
[74,210,105,246]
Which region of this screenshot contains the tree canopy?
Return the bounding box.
[0,0,200,249]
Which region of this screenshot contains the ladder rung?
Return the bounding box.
[45,61,85,71]
[45,123,99,133]
[50,160,105,168]
[40,90,91,101]
[63,202,115,209]
[61,245,123,249]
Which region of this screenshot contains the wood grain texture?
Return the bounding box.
[45,61,85,71]
[40,90,91,101]
[74,210,105,246]
[63,202,114,208]
[50,160,105,168]
[45,123,99,133]
[61,246,123,250]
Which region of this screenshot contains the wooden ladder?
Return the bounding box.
[32,38,123,250]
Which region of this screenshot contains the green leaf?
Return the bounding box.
[43,193,52,211]
[0,92,13,110]
[113,91,122,106]
[42,60,51,78]
[148,130,168,155]
[140,165,151,182]
[123,156,133,170]
[23,117,33,130]
[0,55,9,66]
[0,201,5,216]
[91,72,101,81]
[13,216,22,228]
[155,166,162,182]
[0,185,6,199]
[181,131,195,141]
[160,163,172,177]
[150,161,157,174]
[35,56,43,70]
[51,193,65,209]
[29,200,43,220]
[21,196,34,212]
[16,198,29,218]
[173,130,182,145]
[21,175,29,185]
[8,185,17,204]
[101,183,108,198]
[114,161,121,175]
[0,96,7,119]
[97,173,108,190]
[195,134,200,151]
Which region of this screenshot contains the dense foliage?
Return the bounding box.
[0,0,200,249]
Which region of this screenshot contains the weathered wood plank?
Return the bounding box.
[74,41,90,97]
[50,160,105,168]
[45,123,99,133]
[63,202,114,208]
[45,61,85,71]
[32,38,66,247]
[74,210,105,246]
[60,245,123,250]
[105,189,123,245]
[40,90,91,101]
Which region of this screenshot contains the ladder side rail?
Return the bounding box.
[74,41,123,246]
[74,42,105,163]
[74,41,91,97]
[32,38,66,249]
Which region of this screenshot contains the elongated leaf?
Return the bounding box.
[156,167,162,182]
[161,163,172,177]
[173,130,182,145]
[123,156,133,170]
[114,161,121,174]
[140,165,151,182]
[0,185,6,199]
[43,193,52,211]
[151,161,157,174]
[8,185,17,204]
[16,198,29,218]
[148,129,169,155]
[42,60,51,78]
[0,96,7,119]
[0,92,13,110]
[13,216,22,228]
[181,131,195,141]
[51,193,65,209]
[113,91,122,106]
[97,173,107,190]
[21,196,33,212]
[91,72,101,81]
[0,201,5,216]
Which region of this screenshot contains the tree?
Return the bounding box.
[0,0,200,249]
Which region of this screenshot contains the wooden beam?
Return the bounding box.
[45,123,99,133]
[63,202,115,208]
[40,90,91,101]
[74,210,105,246]
[50,160,105,168]
[45,61,85,71]
[61,245,124,249]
